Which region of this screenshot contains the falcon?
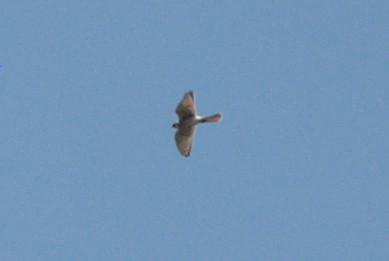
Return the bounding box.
[172,91,222,157]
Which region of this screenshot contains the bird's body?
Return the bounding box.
[172,91,222,157]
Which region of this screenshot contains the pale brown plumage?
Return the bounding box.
[174,91,196,157]
[173,91,222,157]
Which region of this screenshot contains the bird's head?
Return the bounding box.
[172,122,180,128]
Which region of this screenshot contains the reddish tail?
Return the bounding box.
[201,113,223,123]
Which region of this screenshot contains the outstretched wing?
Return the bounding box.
[175,125,196,157]
[175,91,196,122]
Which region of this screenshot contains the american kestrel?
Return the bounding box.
[172,91,222,157]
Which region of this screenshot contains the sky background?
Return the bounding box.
[1,1,388,260]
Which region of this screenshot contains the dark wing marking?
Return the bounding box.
[175,91,196,122]
[175,125,196,157]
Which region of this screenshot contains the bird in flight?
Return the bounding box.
[172,91,222,157]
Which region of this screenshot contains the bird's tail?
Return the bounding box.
[200,113,223,123]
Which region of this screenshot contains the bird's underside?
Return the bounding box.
[173,91,222,157]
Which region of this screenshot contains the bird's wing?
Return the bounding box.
[175,91,196,122]
[175,125,196,157]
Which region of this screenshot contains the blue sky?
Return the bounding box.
[1,1,388,260]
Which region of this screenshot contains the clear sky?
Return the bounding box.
[1,1,388,260]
